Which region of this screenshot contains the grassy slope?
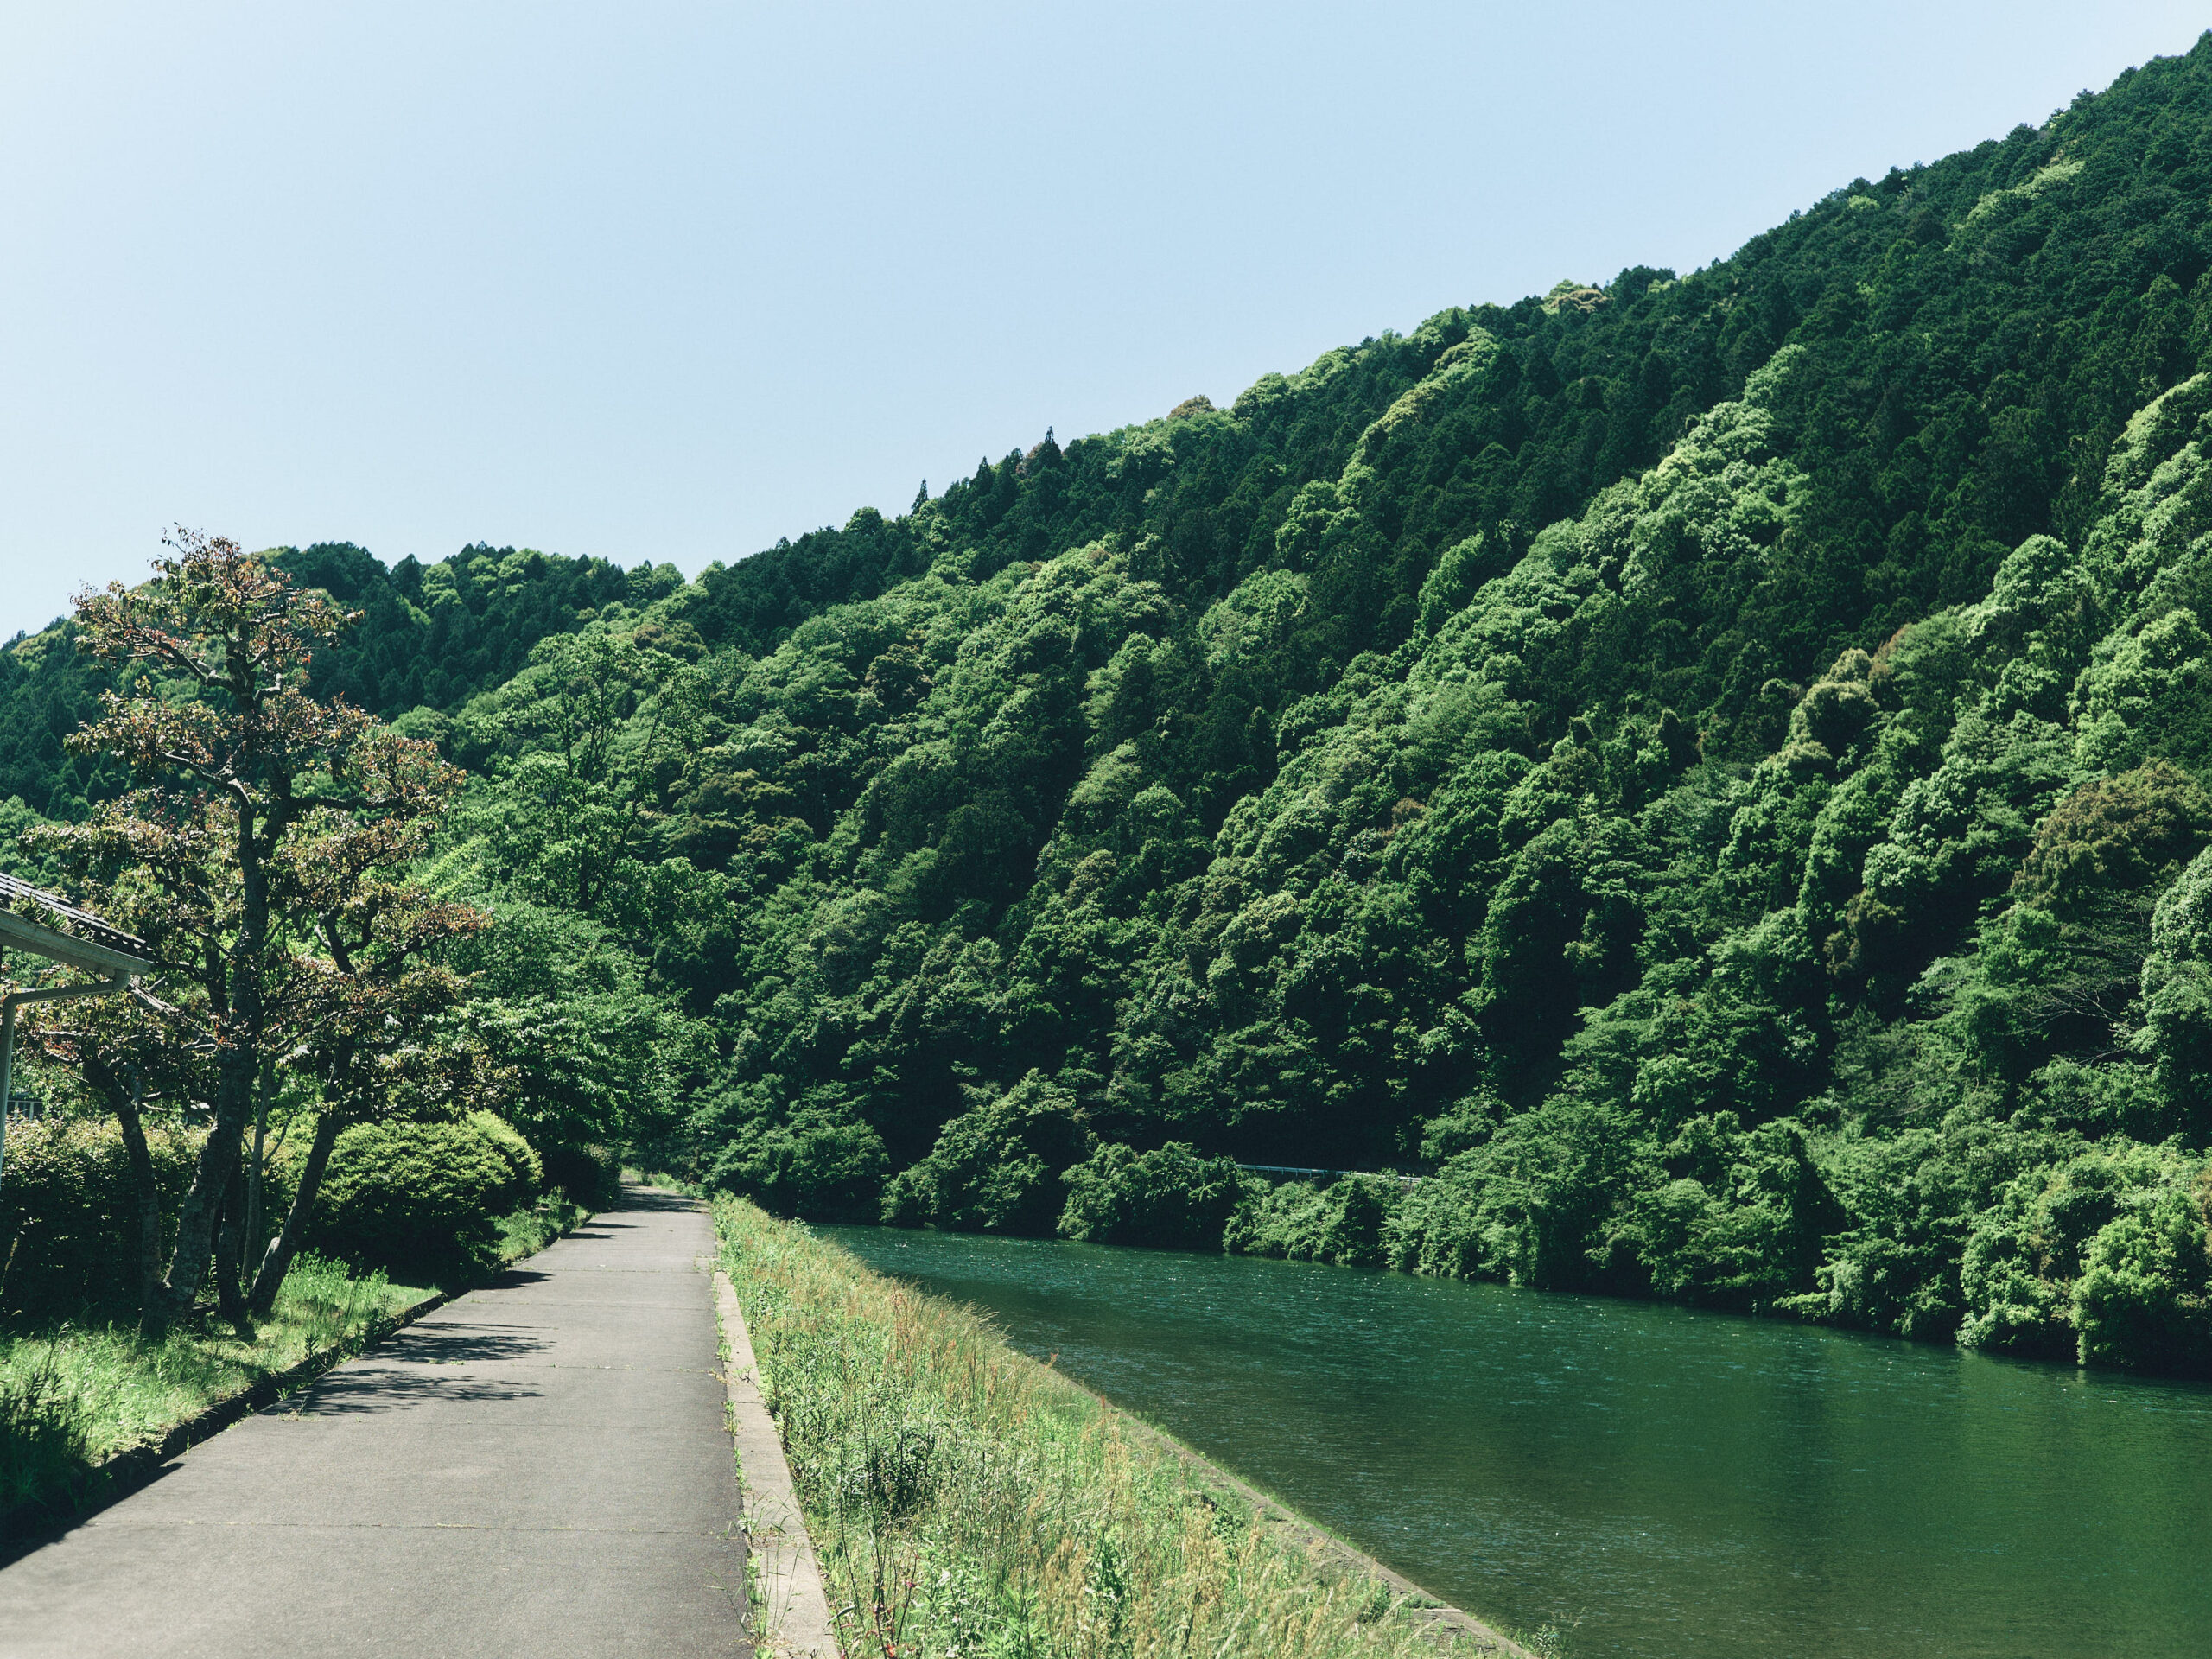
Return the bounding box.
[712,1195,1547,1659]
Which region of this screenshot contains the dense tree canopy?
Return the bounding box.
[0,541,670,820]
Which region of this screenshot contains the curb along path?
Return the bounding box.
[716,1272,839,1659]
[0,1187,749,1658]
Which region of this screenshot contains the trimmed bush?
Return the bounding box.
[467,1111,543,1206]
[0,1118,201,1321]
[539,1142,622,1209]
[305,1113,541,1287]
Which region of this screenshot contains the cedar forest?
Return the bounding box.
[10,39,2212,1374]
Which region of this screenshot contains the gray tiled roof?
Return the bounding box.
[0,869,149,958]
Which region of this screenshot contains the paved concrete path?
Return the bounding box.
[0,1189,749,1658]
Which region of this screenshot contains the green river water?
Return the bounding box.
[826,1225,2212,1659]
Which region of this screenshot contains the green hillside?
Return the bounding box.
[0,541,680,821]
[16,36,2212,1371]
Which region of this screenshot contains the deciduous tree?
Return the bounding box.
[34,531,481,1329]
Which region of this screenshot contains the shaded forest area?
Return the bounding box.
[12,38,2212,1373]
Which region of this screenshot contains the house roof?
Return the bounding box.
[0,870,153,977]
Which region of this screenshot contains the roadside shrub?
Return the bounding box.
[539,1142,623,1209]
[306,1113,539,1287]
[881,1072,1090,1235]
[0,1118,200,1322]
[468,1111,543,1207]
[1059,1142,1249,1249]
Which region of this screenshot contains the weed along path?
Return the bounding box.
[0,1188,749,1658]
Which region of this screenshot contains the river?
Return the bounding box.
[825,1224,2212,1659]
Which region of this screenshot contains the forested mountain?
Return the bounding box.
[0,541,681,820]
[14,36,2212,1372]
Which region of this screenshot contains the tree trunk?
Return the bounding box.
[150,1094,251,1330]
[155,791,270,1327]
[113,1077,165,1330]
[248,1109,339,1318]
[213,1155,251,1335]
[243,1059,271,1274]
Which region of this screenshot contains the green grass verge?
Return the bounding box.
[713,1194,1482,1659]
[497,1193,593,1263]
[0,1251,423,1514]
[1,1192,594,1521]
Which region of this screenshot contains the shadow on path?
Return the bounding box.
[294,1364,545,1414]
[479,1268,555,1290]
[281,1321,550,1414]
[608,1189,701,1215]
[365,1322,546,1364]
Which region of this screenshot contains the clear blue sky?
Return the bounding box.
[2,2,2203,638]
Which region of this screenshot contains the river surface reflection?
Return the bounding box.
[825,1224,2212,1658]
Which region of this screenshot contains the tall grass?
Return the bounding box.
[496,1193,592,1263]
[714,1196,1460,1659]
[0,1252,417,1514]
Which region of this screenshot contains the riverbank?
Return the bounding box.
[0,1193,592,1525]
[712,1195,1539,1658]
[832,1222,2212,1657]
